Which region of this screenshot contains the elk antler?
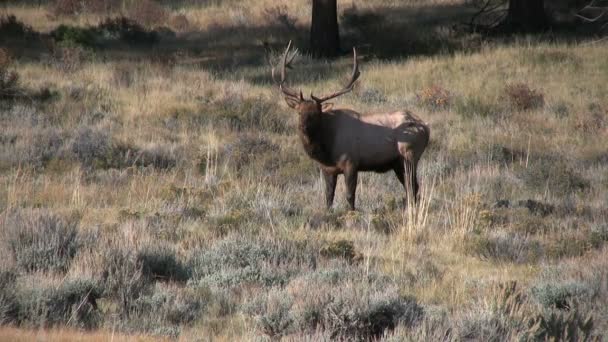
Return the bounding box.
[575,0,608,28]
[267,41,304,103]
[311,48,360,104]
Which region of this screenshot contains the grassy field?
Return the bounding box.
[1,0,607,340]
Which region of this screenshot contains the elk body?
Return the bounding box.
[271,42,430,210]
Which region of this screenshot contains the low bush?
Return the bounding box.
[544,231,600,260]
[69,127,177,170]
[285,268,423,339]
[69,127,114,168]
[131,283,207,330]
[319,240,358,263]
[416,85,451,110]
[98,245,148,318]
[251,288,294,340]
[223,135,278,172]
[531,282,593,310]
[189,236,317,288]
[50,18,162,48]
[523,309,595,341]
[359,87,388,104]
[503,83,544,111]
[460,231,542,264]
[15,277,103,329]
[0,269,18,325]
[51,25,98,48]
[517,156,589,196]
[97,17,160,46]
[1,210,80,273]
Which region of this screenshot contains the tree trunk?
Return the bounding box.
[501,0,548,32]
[310,0,340,58]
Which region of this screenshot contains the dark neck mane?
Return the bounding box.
[298,112,331,165]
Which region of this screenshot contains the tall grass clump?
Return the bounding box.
[0,210,79,273]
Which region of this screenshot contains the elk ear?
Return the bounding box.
[284,97,299,109]
[321,102,334,112]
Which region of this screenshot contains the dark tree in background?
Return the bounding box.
[501,0,548,31]
[310,0,340,58]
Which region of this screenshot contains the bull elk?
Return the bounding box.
[270,42,430,210]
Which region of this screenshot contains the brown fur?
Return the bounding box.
[293,101,430,210]
[271,42,429,210]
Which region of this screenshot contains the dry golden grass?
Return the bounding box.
[0,326,169,342]
[1,0,607,340]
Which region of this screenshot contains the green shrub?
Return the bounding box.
[51,25,98,47]
[70,127,177,170]
[503,83,544,111]
[97,17,159,46]
[288,273,423,339]
[531,282,593,310]
[130,283,207,333]
[15,277,103,329]
[224,134,278,172]
[1,211,80,273]
[359,87,388,104]
[523,309,594,341]
[0,269,18,325]
[544,231,598,260]
[460,231,542,264]
[324,294,422,339]
[320,240,358,263]
[517,156,589,196]
[189,236,317,288]
[99,246,148,318]
[249,288,294,340]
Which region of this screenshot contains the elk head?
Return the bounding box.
[269,41,360,117]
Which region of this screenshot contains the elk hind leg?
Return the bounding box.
[393,161,405,187]
[404,159,419,205]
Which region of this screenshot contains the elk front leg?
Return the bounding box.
[322,170,337,209]
[344,167,358,210]
[393,161,405,187]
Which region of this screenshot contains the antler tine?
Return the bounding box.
[311,47,360,103]
[278,40,303,101]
